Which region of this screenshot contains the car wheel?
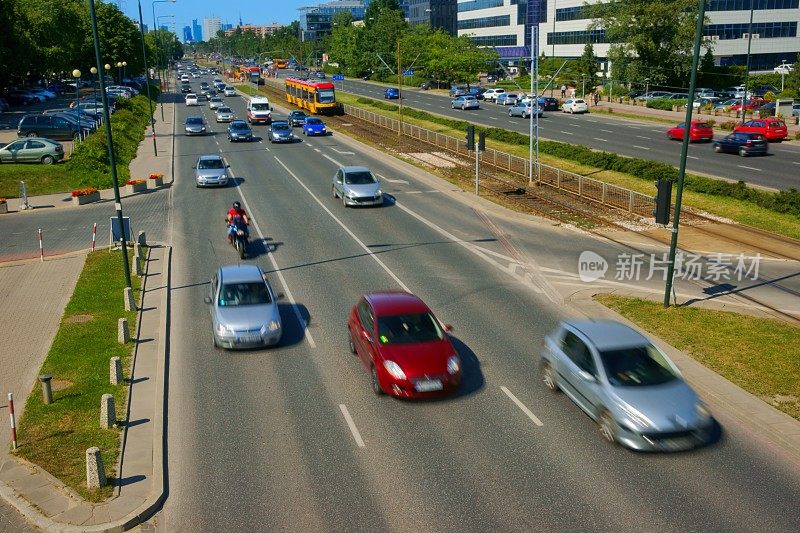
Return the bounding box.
[599,410,617,445]
[27,131,38,138]
[370,365,383,395]
[714,144,722,153]
[739,147,748,157]
[542,361,559,392]
[523,112,529,119]
[508,110,513,117]
[332,185,338,198]
[342,193,347,207]
[462,104,467,110]
[41,155,55,165]
[570,108,574,114]
[212,332,219,349]
[348,328,356,354]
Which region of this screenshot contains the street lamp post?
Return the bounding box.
[136,0,158,155]
[90,67,98,102]
[72,69,81,122]
[645,77,650,97]
[741,3,755,124]
[122,61,127,81]
[116,61,123,83]
[780,60,787,92]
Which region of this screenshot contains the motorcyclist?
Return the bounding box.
[226,201,250,242]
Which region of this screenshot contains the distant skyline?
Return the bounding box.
[122,0,311,40]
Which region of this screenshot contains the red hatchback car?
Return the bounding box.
[734,117,788,142]
[666,121,714,142]
[347,291,462,398]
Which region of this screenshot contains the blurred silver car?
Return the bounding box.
[206,264,283,349]
[332,166,383,207]
[451,95,480,110]
[224,86,236,96]
[540,320,715,452]
[215,106,235,122]
[496,93,520,105]
[208,96,224,109]
[268,120,294,143]
[193,154,229,187]
[508,101,543,118]
[184,115,206,135]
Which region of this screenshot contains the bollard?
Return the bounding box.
[8,393,17,450]
[136,242,144,259]
[124,287,136,311]
[86,447,107,488]
[100,393,116,429]
[110,356,122,385]
[133,251,143,276]
[137,230,146,246]
[39,374,53,405]
[118,318,130,344]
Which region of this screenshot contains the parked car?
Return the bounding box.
[193,154,229,187]
[5,91,37,105]
[713,132,768,156]
[774,63,794,74]
[17,114,81,141]
[561,98,589,114]
[734,117,788,142]
[287,110,307,127]
[729,98,765,111]
[751,85,779,97]
[332,166,383,207]
[508,101,543,118]
[0,98,10,113]
[206,264,283,349]
[185,93,199,106]
[268,120,295,143]
[0,137,64,164]
[449,86,468,98]
[537,97,560,111]
[384,87,401,99]
[302,117,327,136]
[451,95,480,110]
[347,291,461,398]
[540,320,715,451]
[227,120,253,142]
[666,121,714,142]
[496,93,520,106]
[482,88,505,102]
[467,87,486,100]
[184,116,207,136]
[215,106,235,123]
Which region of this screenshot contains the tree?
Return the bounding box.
[575,43,599,91]
[586,0,709,88]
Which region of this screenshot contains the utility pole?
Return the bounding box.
[529,25,539,183]
[397,39,402,146]
[741,4,755,124]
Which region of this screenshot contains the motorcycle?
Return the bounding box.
[226,217,248,259]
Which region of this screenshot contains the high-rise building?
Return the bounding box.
[192,19,203,42]
[202,17,222,41]
[402,0,457,36]
[224,23,285,37]
[299,0,367,41]
[183,25,193,42]
[221,23,233,31]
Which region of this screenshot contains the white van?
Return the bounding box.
[246,96,272,124]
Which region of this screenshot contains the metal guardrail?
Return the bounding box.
[342,104,656,216]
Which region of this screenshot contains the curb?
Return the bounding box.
[0,244,172,532]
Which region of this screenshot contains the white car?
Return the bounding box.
[224,86,236,97]
[185,93,199,106]
[482,88,505,102]
[180,75,189,83]
[208,96,224,109]
[774,64,794,74]
[561,98,589,114]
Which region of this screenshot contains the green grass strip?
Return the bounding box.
[595,294,800,421]
[14,250,143,501]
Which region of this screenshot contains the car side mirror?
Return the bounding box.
[577,370,596,383]
[361,330,373,343]
[277,292,285,300]
[226,164,230,168]
[444,324,454,332]
[204,297,212,304]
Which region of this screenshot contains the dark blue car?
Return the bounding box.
[384,88,400,99]
[302,117,327,136]
[712,132,768,157]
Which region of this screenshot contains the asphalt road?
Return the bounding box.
[327,76,800,192]
[160,77,800,532]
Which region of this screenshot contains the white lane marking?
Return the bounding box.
[633,145,650,150]
[332,147,355,155]
[737,165,761,171]
[314,148,321,152]
[635,135,651,140]
[501,386,543,427]
[586,119,598,123]
[339,404,365,448]
[488,117,498,120]
[593,137,608,142]
[440,106,448,109]
[560,131,574,135]
[274,156,411,292]
[226,167,317,349]
[793,161,800,165]
[377,174,409,184]
[600,129,613,133]
[687,155,699,160]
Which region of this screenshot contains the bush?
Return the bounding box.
[704,119,716,127]
[720,120,737,131]
[647,98,685,111]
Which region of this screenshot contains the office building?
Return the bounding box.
[183,25,193,42]
[192,19,203,42]
[298,0,367,41]
[402,0,457,36]
[202,17,221,41]
[223,23,285,37]
[456,0,799,70]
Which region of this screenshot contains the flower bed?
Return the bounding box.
[71,188,100,205]
[148,173,164,187]
[0,198,7,214]
[126,179,147,193]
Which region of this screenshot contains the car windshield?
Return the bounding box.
[273,123,290,131]
[599,345,678,387]
[198,158,224,169]
[186,117,202,125]
[306,118,322,125]
[344,171,376,185]
[218,107,232,113]
[694,123,710,128]
[317,89,335,103]
[231,123,248,130]
[251,103,269,111]
[377,313,443,345]
[211,97,221,102]
[218,282,271,307]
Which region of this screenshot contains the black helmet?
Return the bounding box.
[232,201,241,209]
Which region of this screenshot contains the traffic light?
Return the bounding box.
[654,179,672,225]
[478,131,486,151]
[465,125,475,150]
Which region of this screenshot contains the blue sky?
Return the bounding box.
[124,0,308,37]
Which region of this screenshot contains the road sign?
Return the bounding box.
[332,75,345,81]
[403,69,414,76]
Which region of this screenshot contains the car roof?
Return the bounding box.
[365,291,430,315]
[198,153,223,161]
[219,264,265,284]
[563,319,649,350]
[341,166,371,173]
[272,120,289,125]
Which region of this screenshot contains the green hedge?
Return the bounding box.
[647,98,687,111]
[354,96,800,218]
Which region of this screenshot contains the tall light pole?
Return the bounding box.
[645,77,650,97]
[136,0,158,155]
[116,61,123,83]
[72,69,81,111]
[88,0,132,289]
[90,67,98,101]
[780,60,787,92]
[152,0,177,90]
[122,61,127,81]
[741,3,754,124]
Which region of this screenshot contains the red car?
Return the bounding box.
[347,291,462,398]
[734,117,788,142]
[729,98,765,111]
[666,121,714,142]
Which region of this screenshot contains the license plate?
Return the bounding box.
[237,335,261,344]
[414,379,443,392]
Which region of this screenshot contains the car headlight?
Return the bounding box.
[375,189,383,197]
[447,355,461,375]
[696,402,711,421]
[216,323,234,335]
[383,361,406,380]
[264,320,280,332]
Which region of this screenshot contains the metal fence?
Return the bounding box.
[342,104,656,216]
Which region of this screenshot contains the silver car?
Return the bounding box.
[184,115,207,135]
[224,86,236,96]
[541,320,715,452]
[193,154,229,187]
[451,95,480,110]
[215,106,235,122]
[268,120,295,143]
[208,96,224,109]
[508,101,543,118]
[332,166,383,207]
[206,264,283,350]
[496,93,520,106]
